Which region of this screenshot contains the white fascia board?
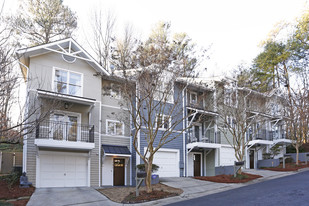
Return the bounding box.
[273,139,292,144]
[187,142,221,150]
[35,139,95,150]
[104,153,131,157]
[37,90,96,105]
[248,139,273,146]
[187,107,218,116]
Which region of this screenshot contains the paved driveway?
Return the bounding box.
[27,187,119,206]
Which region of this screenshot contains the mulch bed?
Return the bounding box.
[262,162,309,172]
[194,172,262,183]
[122,190,179,204]
[98,183,183,203]
[0,179,34,206]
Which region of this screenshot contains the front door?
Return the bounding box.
[113,159,125,186]
[249,150,254,169]
[193,154,201,176]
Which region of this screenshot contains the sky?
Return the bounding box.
[2,0,308,76]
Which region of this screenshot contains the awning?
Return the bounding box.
[37,89,96,105]
[102,144,131,157]
[187,142,221,150]
[273,139,292,145]
[247,139,273,149]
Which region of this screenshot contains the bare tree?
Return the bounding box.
[216,80,269,173]
[285,75,309,165]
[112,21,207,193]
[86,8,116,69]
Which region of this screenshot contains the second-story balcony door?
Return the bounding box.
[189,123,202,142]
[51,112,81,141]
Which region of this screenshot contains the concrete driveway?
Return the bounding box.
[27,187,119,206]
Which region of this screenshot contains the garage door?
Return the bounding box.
[153,149,179,177]
[39,151,88,187]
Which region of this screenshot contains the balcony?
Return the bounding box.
[247,130,273,141]
[35,120,95,150]
[188,132,221,144]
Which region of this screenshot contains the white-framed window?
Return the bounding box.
[106,120,124,136]
[156,114,171,129]
[154,72,174,103]
[53,68,83,96]
[190,92,198,104]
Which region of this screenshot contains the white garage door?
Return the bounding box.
[153,149,179,177]
[39,151,88,187]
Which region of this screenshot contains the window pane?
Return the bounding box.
[107,122,115,135]
[69,73,81,86]
[116,122,123,135]
[68,116,78,141]
[68,85,81,96]
[163,116,169,129]
[55,81,67,94]
[55,70,67,82]
[156,115,162,128]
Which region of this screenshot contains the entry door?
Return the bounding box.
[193,154,201,176]
[249,150,254,169]
[113,159,125,186]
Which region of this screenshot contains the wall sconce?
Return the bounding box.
[64,102,69,109]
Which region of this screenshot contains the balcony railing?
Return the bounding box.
[36,120,94,143]
[188,132,221,144]
[247,130,288,142]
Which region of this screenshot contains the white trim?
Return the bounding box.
[101,134,131,139]
[101,104,129,111]
[106,119,125,136]
[37,90,96,105]
[99,101,102,186]
[105,153,131,157]
[187,142,221,150]
[17,38,109,75]
[52,67,84,97]
[35,139,95,150]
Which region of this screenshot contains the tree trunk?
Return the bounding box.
[296,146,299,166]
[145,157,153,193]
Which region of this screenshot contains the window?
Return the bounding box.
[156,114,171,129]
[50,112,80,141]
[154,73,174,103]
[190,92,198,104]
[107,120,124,135]
[54,68,82,96]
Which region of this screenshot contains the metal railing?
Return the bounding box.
[36,120,94,143]
[247,130,288,141]
[188,131,220,144]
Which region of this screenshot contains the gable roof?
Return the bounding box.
[16,38,110,79]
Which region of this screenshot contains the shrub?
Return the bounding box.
[136,164,159,172]
[4,171,21,188]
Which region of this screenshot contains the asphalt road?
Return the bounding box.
[167,171,309,206]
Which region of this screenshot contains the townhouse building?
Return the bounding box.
[17,39,290,188]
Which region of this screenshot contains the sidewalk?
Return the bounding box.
[132,169,302,206]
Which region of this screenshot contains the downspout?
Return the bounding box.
[182,86,186,177]
[19,61,29,173]
[244,90,252,169]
